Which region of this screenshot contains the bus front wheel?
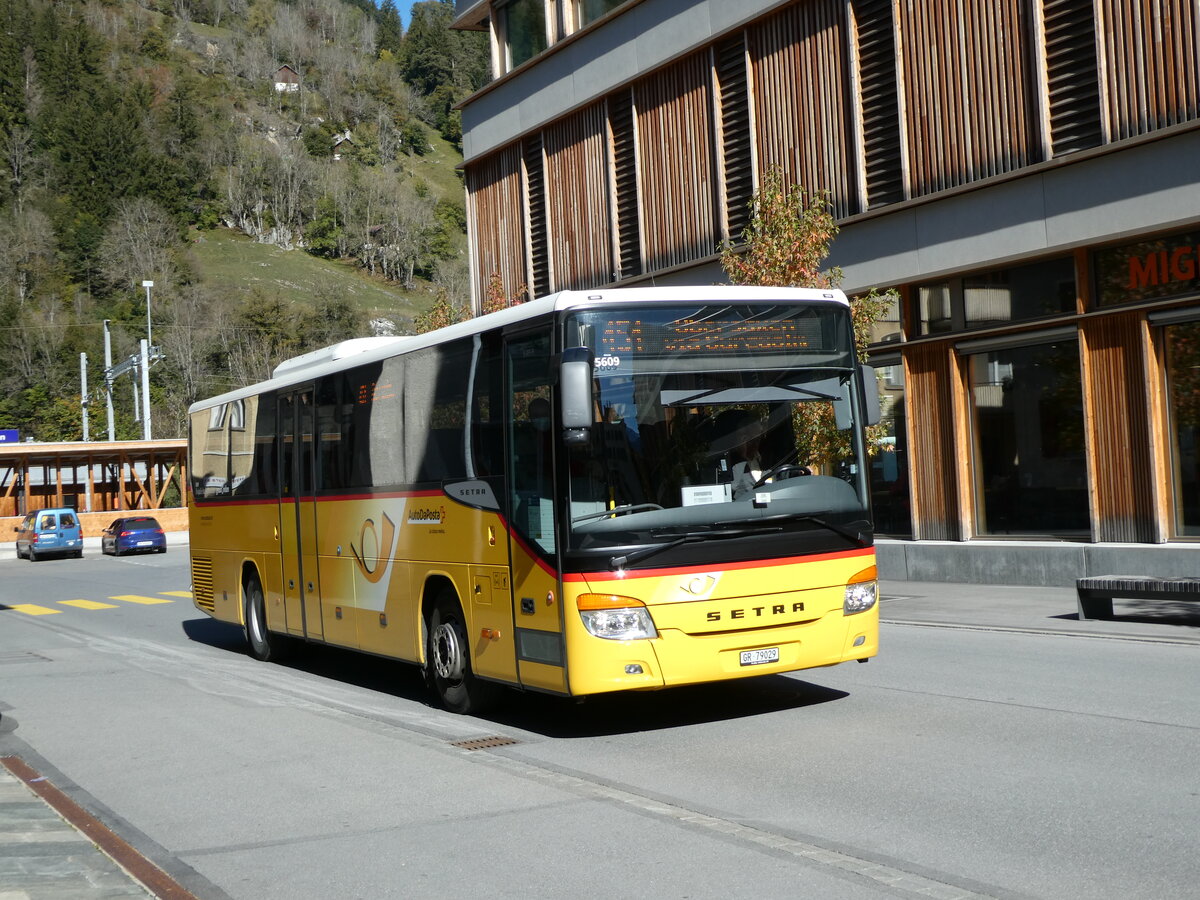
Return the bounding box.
[244,574,281,662]
[427,592,498,715]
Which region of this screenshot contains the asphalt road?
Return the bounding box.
[0,547,1197,899]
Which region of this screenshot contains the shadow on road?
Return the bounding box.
[489,676,849,738]
[181,617,850,736]
[1052,599,1200,627]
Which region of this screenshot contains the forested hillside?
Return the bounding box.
[0,0,487,441]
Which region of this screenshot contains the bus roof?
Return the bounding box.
[187,285,849,413]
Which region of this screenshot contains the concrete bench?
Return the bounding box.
[1076,575,1200,620]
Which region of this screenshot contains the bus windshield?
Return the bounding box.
[563,303,872,566]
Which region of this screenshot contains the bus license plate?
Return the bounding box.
[740,647,780,667]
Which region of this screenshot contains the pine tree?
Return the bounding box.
[377,0,404,57]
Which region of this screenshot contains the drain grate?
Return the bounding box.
[451,735,519,751]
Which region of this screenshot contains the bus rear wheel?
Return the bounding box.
[427,592,499,715]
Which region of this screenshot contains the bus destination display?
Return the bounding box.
[597,313,824,357]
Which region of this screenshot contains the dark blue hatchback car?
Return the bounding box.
[101,516,167,556]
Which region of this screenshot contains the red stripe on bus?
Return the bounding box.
[192,489,444,507]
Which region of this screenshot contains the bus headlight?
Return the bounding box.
[844,580,878,615]
[577,594,657,640]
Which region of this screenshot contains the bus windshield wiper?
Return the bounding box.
[573,503,664,525]
[715,512,870,548]
[609,526,776,570]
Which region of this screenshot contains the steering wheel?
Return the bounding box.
[753,464,811,489]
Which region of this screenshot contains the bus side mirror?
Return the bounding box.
[560,347,593,445]
[860,365,882,426]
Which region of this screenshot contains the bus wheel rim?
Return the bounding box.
[433,622,465,683]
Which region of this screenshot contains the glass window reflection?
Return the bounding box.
[970,340,1089,536]
[502,0,547,69]
[1165,322,1200,536]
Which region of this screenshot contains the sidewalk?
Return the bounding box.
[1,578,1195,899]
[0,760,155,899]
[880,579,1200,644]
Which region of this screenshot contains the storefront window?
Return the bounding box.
[501,0,547,70]
[869,360,910,536]
[969,340,1089,536]
[1164,322,1200,536]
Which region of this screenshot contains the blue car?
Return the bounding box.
[101,516,167,556]
[14,508,84,560]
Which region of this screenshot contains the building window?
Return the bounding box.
[918,283,953,334]
[869,358,910,536]
[575,0,625,29]
[1164,321,1200,537]
[968,339,1089,536]
[868,291,903,344]
[963,257,1076,327]
[918,257,1076,335]
[500,0,548,70]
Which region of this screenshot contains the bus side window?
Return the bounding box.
[404,341,472,484]
[470,335,504,479]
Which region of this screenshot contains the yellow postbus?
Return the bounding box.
[187,286,881,713]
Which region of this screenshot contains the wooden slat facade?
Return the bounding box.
[904,343,961,541]
[544,103,613,290]
[1099,0,1200,140]
[466,144,527,302]
[749,0,854,217]
[464,0,1200,300]
[1079,312,1158,542]
[895,0,1035,195]
[634,51,717,273]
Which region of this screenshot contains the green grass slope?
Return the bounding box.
[188,226,432,334]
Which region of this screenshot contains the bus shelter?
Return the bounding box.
[0,439,187,539]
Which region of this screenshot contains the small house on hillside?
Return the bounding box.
[274,65,300,92]
[332,130,354,160]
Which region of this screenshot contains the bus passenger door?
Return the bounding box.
[504,329,566,694]
[279,389,323,640]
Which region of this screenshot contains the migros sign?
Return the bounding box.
[1095,229,1200,306]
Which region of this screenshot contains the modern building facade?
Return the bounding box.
[451,0,1200,584]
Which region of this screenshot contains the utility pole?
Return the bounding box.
[103,309,163,442]
[142,280,153,349]
[104,320,115,442]
[140,339,152,440]
[80,353,93,513]
[80,353,89,442]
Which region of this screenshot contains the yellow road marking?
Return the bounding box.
[9,604,61,616]
[60,599,118,610]
[161,591,193,598]
[110,595,174,606]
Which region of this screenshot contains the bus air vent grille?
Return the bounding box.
[191,557,216,611]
